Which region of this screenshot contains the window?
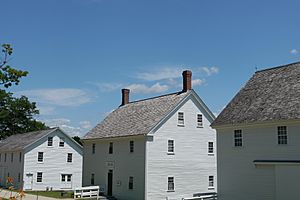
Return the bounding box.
[67,153,73,163]
[0,153,1,162]
[209,176,214,188]
[168,140,174,154]
[19,152,22,162]
[129,141,134,153]
[4,153,6,162]
[234,130,242,147]
[129,176,134,190]
[48,137,53,146]
[197,114,203,127]
[59,138,65,147]
[11,153,13,162]
[38,152,44,162]
[109,142,113,154]
[208,142,214,154]
[91,173,95,185]
[18,173,21,182]
[178,112,184,126]
[61,174,72,182]
[168,177,175,191]
[37,172,43,182]
[278,126,288,145]
[92,143,96,154]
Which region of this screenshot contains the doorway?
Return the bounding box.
[24,173,33,190]
[107,170,113,196]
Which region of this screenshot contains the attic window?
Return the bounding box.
[59,138,65,147]
[178,112,184,126]
[197,114,203,127]
[234,130,242,147]
[48,137,53,146]
[109,142,113,154]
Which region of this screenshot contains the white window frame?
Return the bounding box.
[177,112,184,126]
[37,172,43,183]
[167,177,175,192]
[38,152,44,163]
[197,114,203,127]
[278,126,288,145]
[208,142,214,154]
[234,130,243,147]
[48,137,53,147]
[67,153,73,163]
[208,176,214,188]
[128,176,134,190]
[167,140,174,154]
[59,138,65,147]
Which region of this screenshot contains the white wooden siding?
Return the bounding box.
[23,130,82,191]
[217,122,300,200]
[83,136,145,200]
[146,97,216,200]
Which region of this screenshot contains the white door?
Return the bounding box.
[24,173,33,190]
[61,174,72,189]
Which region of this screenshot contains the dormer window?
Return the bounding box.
[197,114,203,127]
[178,112,184,126]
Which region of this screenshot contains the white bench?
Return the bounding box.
[74,186,99,200]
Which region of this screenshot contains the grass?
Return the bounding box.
[25,191,74,199]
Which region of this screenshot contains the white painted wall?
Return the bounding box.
[23,130,83,191]
[146,97,217,200]
[0,151,24,188]
[83,135,146,200]
[216,122,300,200]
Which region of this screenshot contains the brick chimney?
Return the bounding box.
[182,70,192,92]
[121,88,130,106]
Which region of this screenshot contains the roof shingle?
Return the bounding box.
[212,62,300,127]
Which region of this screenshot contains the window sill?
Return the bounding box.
[167,152,175,155]
[208,153,214,156]
[208,187,215,190]
[177,124,185,127]
[37,162,44,164]
[167,190,175,192]
[197,126,203,128]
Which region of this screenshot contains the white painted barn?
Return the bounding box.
[0,128,83,191]
[212,62,300,200]
[82,70,217,200]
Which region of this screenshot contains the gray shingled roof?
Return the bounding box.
[84,91,190,139]
[212,62,300,127]
[0,128,57,152]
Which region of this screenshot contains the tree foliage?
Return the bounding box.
[72,136,83,146]
[0,43,47,140]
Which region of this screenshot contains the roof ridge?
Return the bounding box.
[123,90,188,105]
[255,61,300,73]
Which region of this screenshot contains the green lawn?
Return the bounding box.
[25,191,74,199]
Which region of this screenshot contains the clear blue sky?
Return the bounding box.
[2,0,300,136]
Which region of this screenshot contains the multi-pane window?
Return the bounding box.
[48,137,53,146]
[178,112,184,125]
[59,138,65,147]
[11,153,13,162]
[168,177,175,191]
[208,142,214,154]
[19,152,22,162]
[37,172,43,182]
[234,130,243,147]
[67,153,73,163]
[129,141,134,153]
[278,126,288,145]
[92,143,96,154]
[128,176,134,190]
[38,152,44,162]
[197,114,203,127]
[91,173,95,185]
[109,142,113,154]
[4,153,7,162]
[61,174,72,182]
[168,140,174,154]
[209,176,214,187]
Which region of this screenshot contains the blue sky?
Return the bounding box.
[2,0,300,136]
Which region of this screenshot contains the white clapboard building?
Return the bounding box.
[0,128,83,191]
[212,62,300,200]
[82,70,217,200]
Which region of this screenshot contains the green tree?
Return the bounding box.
[72,136,83,146]
[0,43,47,139]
